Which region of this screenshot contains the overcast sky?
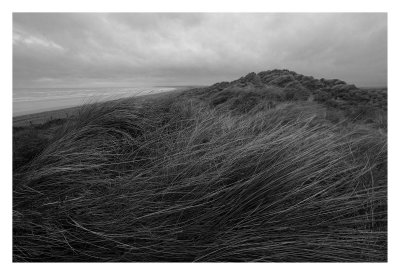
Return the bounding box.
[13,13,387,88]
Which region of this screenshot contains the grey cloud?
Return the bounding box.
[13,13,387,88]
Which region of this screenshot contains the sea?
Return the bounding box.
[13,86,178,116]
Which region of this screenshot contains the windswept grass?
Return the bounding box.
[13,95,387,262]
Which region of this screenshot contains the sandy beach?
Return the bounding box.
[13,87,192,127]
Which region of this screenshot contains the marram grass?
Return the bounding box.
[13,97,387,262]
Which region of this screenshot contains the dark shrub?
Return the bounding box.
[283,89,295,100]
[229,92,261,114]
[282,87,310,101]
[325,99,340,108]
[268,74,295,86]
[314,90,331,102]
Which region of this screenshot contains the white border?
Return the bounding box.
[1,1,398,274]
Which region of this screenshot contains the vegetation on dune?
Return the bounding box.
[187,69,387,122]
[13,70,387,262]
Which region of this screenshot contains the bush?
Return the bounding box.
[282,87,310,101]
[283,89,295,100]
[325,99,340,108]
[228,92,261,114]
[314,90,331,102]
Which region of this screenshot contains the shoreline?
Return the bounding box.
[13,86,192,127]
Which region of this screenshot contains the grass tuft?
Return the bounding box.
[13,95,387,262]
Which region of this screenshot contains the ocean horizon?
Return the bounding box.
[13,86,178,116]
